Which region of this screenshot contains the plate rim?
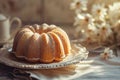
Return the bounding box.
[0,43,89,69]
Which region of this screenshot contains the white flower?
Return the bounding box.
[99,23,112,36]
[88,23,97,32]
[85,28,99,42]
[71,1,120,44]
[70,0,88,14]
[97,23,113,43]
[74,13,94,26]
[91,4,107,22]
[100,48,114,60]
[108,2,120,25]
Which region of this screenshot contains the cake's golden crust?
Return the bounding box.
[27,33,40,62]
[52,28,71,55]
[16,32,33,57]
[39,33,55,62]
[12,24,71,63]
[12,28,32,52]
[48,32,65,61]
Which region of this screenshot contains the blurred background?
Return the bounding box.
[0,0,119,25]
[0,0,120,39]
[0,0,74,25]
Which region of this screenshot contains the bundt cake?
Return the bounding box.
[12,24,71,63]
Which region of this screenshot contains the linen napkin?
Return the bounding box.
[27,54,120,80]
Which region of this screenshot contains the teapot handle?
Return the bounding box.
[10,17,22,39]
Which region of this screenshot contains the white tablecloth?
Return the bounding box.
[28,54,120,80]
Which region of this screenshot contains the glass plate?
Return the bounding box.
[0,43,88,69]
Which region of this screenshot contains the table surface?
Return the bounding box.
[0,25,120,80]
